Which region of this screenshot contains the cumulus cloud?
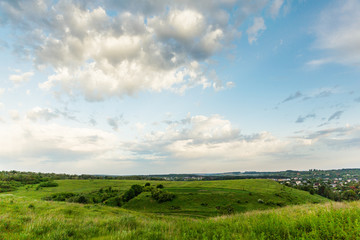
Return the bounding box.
[0,110,359,173]
[247,17,266,44]
[0,0,275,101]
[126,114,288,163]
[9,71,34,84]
[310,0,360,66]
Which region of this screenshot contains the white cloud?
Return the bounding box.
[0,110,359,173]
[26,107,58,122]
[311,0,360,66]
[0,120,133,174]
[1,0,273,101]
[9,110,20,121]
[247,17,266,44]
[127,114,288,163]
[9,71,34,84]
[269,0,284,18]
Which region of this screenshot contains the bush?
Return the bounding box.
[104,197,122,207]
[131,184,143,195]
[151,189,175,203]
[145,182,151,187]
[122,188,136,202]
[156,184,164,189]
[43,192,76,201]
[39,181,59,188]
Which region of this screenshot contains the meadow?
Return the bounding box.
[11,179,326,217]
[2,179,359,239]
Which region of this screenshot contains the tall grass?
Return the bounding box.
[1,195,360,240]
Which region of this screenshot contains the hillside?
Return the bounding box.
[9,179,327,217]
[0,193,358,239]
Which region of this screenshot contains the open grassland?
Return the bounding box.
[0,194,360,240]
[11,179,327,217]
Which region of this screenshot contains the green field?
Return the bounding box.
[10,179,326,217]
[3,179,357,239]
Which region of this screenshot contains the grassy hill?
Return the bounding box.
[0,193,359,239]
[10,179,327,217]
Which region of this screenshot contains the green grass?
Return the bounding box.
[12,179,327,217]
[0,194,359,240]
[0,179,337,239]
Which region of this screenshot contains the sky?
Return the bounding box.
[0,0,359,175]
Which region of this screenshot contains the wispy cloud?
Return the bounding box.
[247,17,266,44]
[328,111,344,122]
[282,91,303,103]
[296,114,316,123]
[310,0,360,67]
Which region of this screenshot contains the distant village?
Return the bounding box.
[160,169,360,201]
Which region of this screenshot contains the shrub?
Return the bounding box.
[131,184,143,195]
[39,181,59,188]
[151,189,175,203]
[43,192,76,201]
[122,188,136,202]
[104,197,122,207]
[156,184,164,189]
[145,182,151,187]
[28,204,35,210]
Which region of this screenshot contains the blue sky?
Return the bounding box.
[0,0,359,175]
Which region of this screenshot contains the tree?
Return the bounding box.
[342,190,358,201]
[122,188,135,202]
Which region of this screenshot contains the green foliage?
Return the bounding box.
[122,188,136,202]
[43,192,76,201]
[0,181,20,193]
[342,190,358,201]
[156,184,164,189]
[38,181,59,188]
[130,184,143,195]
[104,196,122,207]
[151,189,176,203]
[145,182,151,187]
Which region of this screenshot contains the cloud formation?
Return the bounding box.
[328,111,344,122]
[9,71,34,84]
[0,0,276,101]
[247,17,266,44]
[310,0,360,66]
[126,114,288,164]
[269,0,284,18]
[282,91,303,103]
[296,114,316,123]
